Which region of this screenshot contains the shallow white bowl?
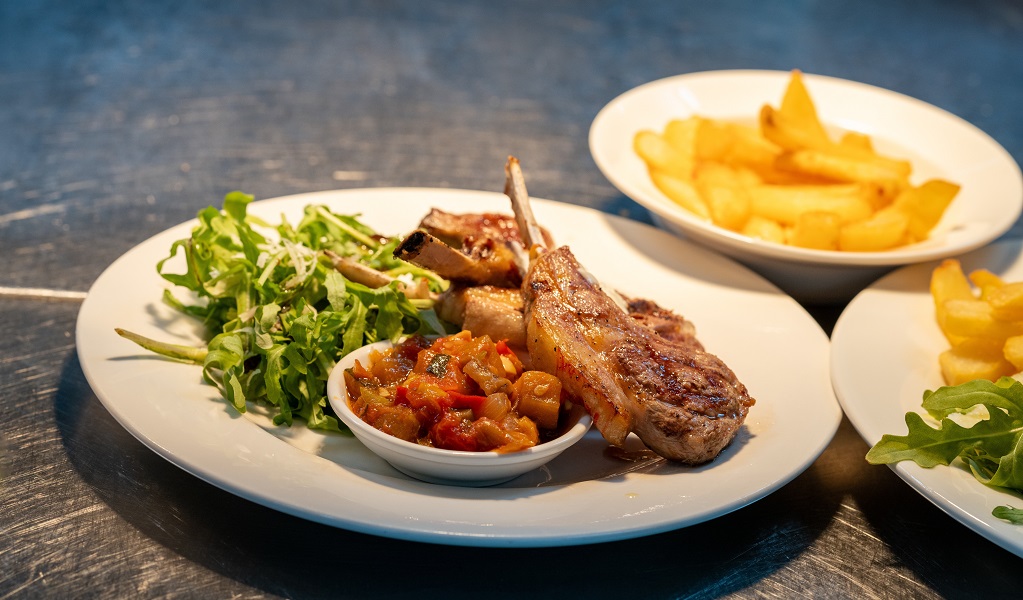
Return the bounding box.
[326,340,593,486]
[590,70,1023,304]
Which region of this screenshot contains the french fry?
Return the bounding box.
[747,183,874,226]
[634,130,693,178]
[939,338,1015,386]
[891,179,961,241]
[778,69,830,147]
[838,131,874,152]
[696,119,782,170]
[837,207,909,252]
[788,211,840,250]
[663,117,701,159]
[931,259,974,345]
[969,269,1005,300]
[741,215,786,244]
[648,168,711,220]
[986,282,1023,322]
[694,162,753,231]
[1004,335,1023,372]
[775,149,908,198]
[931,259,974,306]
[941,298,1023,341]
[759,104,829,154]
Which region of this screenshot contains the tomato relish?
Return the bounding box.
[343,332,569,453]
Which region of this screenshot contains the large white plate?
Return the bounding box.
[76,188,841,547]
[589,70,1023,303]
[832,239,1023,558]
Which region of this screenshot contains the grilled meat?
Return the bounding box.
[394,229,524,287]
[419,208,554,249]
[522,246,755,464]
[434,285,527,348]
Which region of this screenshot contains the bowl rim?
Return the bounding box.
[325,338,593,464]
[589,68,1023,267]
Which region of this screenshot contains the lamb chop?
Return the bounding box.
[417,208,553,249]
[505,157,755,464]
[394,229,524,287]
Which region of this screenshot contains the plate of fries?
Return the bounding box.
[831,239,1023,558]
[590,70,1022,304]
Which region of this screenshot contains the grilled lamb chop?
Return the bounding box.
[522,247,755,463]
[418,208,554,249]
[394,229,523,287]
[505,156,755,463]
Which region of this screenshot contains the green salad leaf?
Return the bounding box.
[118,191,447,433]
[866,376,1023,522]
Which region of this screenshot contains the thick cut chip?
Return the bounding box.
[648,168,710,219]
[941,298,1023,341]
[987,282,1023,322]
[778,69,830,147]
[939,338,1015,386]
[634,130,693,178]
[788,211,840,250]
[837,207,909,252]
[748,183,874,226]
[892,179,961,241]
[1004,335,1023,371]
[740,215,786,244]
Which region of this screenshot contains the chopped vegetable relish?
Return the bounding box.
[343,332,571,452]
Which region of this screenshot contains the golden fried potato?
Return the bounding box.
[1004,335,1023,372]
[741,215,786,244]
[634,130,693,178]
[838,131,874,152]
[696,120,769,158]
[774,149,908,199]
[941,298,1023,341]
[986,282,1023,322]
[939,338,1015,386]
[931,259,974,343]
[788,211,840,250]
[837,207,909,252]
[694,163,751,231]
[648,168,710,220]
[778,69,830,147]
[663,117,701,158]
[747,183,874,226]
[969,269,1005,300]
[891,179,961,241]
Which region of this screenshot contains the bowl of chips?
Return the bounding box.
[590,69,1022,304]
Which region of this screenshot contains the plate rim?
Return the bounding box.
[75,186,842,547]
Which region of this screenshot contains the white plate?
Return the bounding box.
[832,239,1023,558]
[589,70,1023,303]
[76,188,841,547]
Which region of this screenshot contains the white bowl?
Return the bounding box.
[590,70,1023,304]
[326,340,593,486]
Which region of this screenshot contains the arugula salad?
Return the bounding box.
[117,191,447,433]
[867,376,1023,523]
